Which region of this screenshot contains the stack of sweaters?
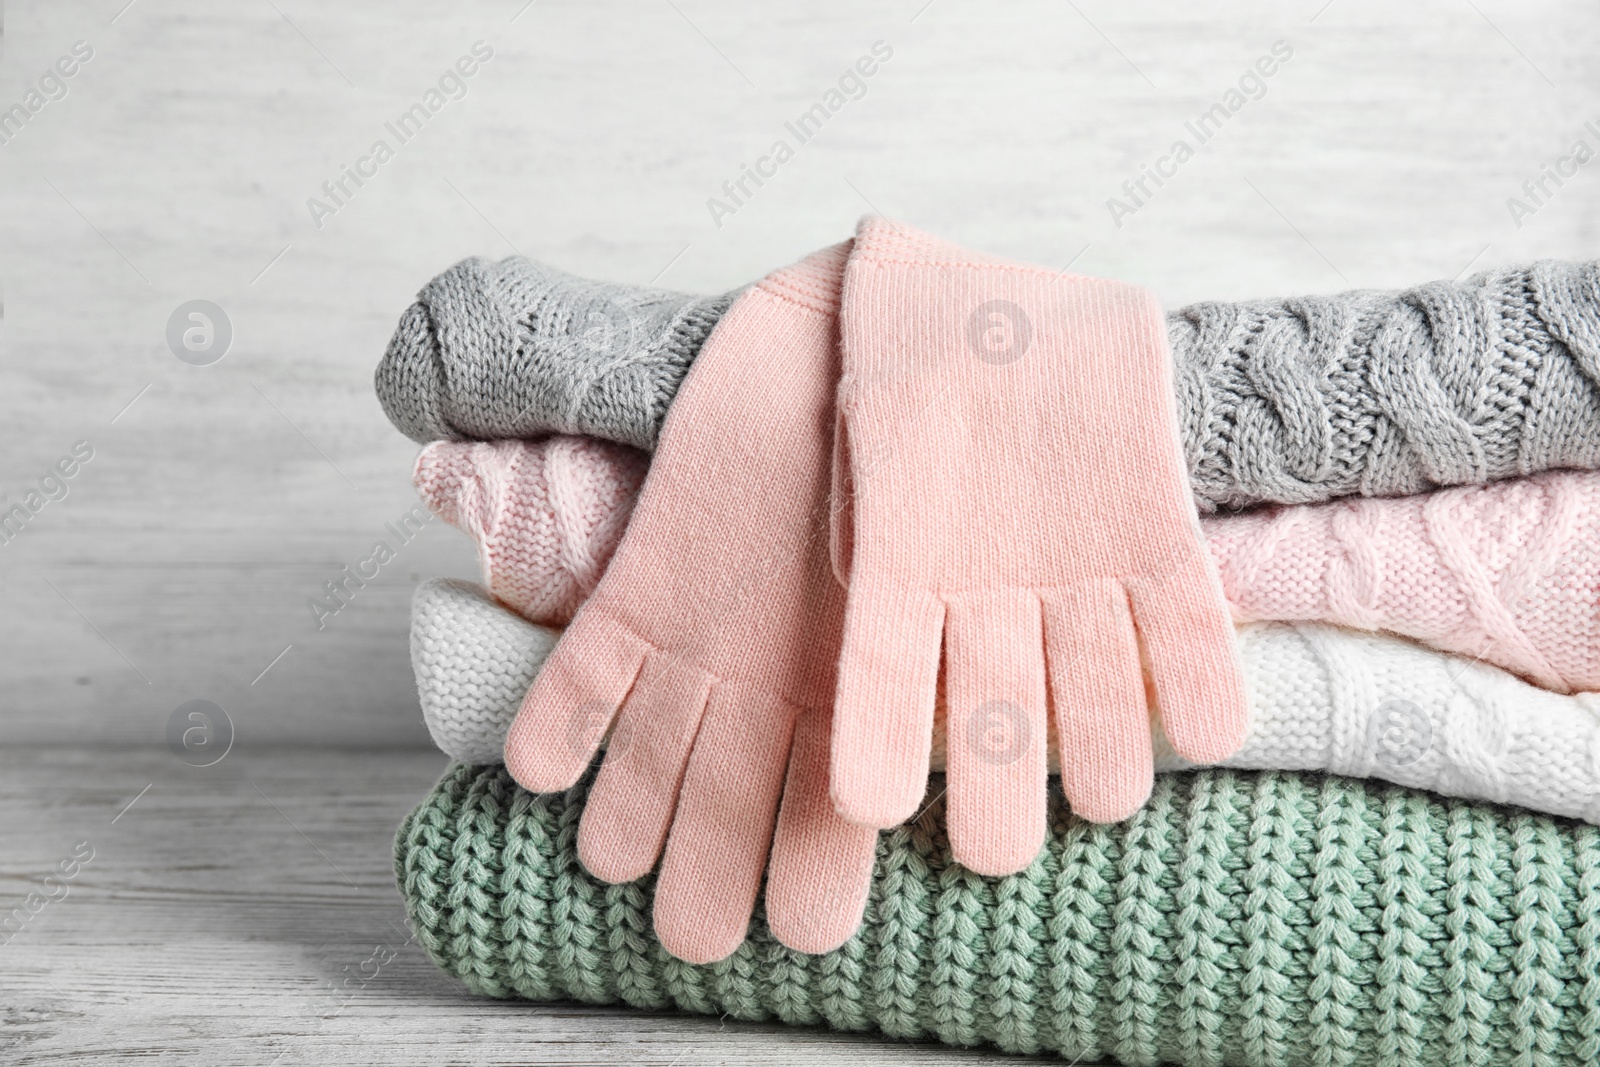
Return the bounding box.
[384,223,1600,1065]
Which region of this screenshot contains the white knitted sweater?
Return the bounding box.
[412,578,1600,824]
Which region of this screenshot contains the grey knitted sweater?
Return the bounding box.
[377,256,738,453]
[376,255,1600,512]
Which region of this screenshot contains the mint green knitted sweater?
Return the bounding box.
[395,763,1600,1066]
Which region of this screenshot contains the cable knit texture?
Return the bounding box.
[396,761,1600,1066]
[380,254,1600,510]
[412,577,1600,826]
[1216,469,1600,693]
[417,435,1600,696]
[1175,259,1600,510]
[413,437,647,626]
[375,255,740,450]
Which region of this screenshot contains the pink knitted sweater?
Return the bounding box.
[416,439,1600,694]
[416,436,647,628]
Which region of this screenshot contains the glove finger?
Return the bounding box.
[765,705,878,954]
[1126,556,1249,764]
[943,589,1048,876]
[1040,581,1153,823]
[502,612,650,792]
[830,586,944,828]
[576,652,713,883]
[653,686,800,964]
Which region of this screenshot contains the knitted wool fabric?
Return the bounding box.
[396,762,1600,1067]
[413,436,647,626]
[412,577,1600,826]
[378,254,1600,512]
[502,242,878,962]
[410,577,560,765]
[1176,259,1600,511]
[375,255,739,451]
[1216,469,1600,693]
[417,436,1600,694]
[827,217,1245,842]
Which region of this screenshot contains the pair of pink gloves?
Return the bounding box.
[498,220,1250,962]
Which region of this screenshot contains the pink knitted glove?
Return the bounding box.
[828,219,1246,871]
[413,436,647,626]
[502,244,875,963]
[1210,469,1600,693]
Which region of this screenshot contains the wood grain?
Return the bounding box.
[0,746,1074,1065]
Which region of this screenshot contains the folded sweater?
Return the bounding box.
[415,436,1600,694]
[410,576,1600,825]
[396,760,1600,1066]
[377,257,737,452]
[377,254,1600,512]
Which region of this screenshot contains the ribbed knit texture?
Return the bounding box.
[413,577,1600,826]
[396,761,1600,1067]
[379,254,1600,511]
[376,255,740,450]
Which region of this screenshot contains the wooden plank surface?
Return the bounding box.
[3,0,1598,747]
[0,746,1072,1065]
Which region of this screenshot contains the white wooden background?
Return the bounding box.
[2,0,1599,1062]
[4,0,1599,748]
